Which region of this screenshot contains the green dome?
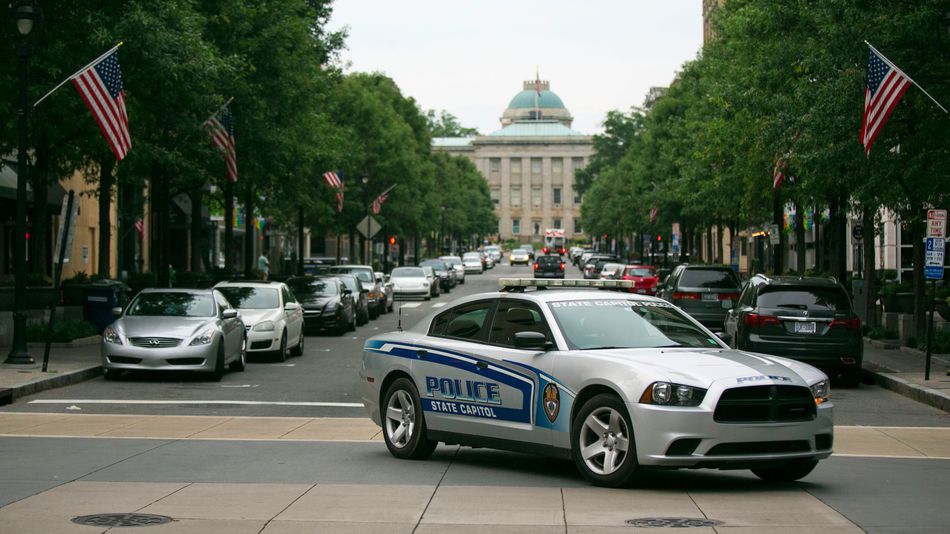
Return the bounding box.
[507,90,565,110]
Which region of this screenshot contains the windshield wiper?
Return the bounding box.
[583,346,629,350]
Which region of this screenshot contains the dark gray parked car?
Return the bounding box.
[657,265,741,330]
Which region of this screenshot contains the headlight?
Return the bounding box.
[253,321,275,332]
[810,380,830,405]
[103,326,122,345]
[639,381,706,407]
[369,291,376,299]
[189,329,215,346]
[423,281,429,287]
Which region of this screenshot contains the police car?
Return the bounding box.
[360,278,833,487]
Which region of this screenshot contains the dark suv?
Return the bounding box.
[657,264,741,330]
[723,275,863,387]
[533,255,565,279]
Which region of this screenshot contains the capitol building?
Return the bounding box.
[433,80,593,243]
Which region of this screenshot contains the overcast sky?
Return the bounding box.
[329,1,704,135]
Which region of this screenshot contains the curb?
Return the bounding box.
[3,365,102,405]
[862,368,950,413]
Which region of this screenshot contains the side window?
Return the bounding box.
[430,301,494,342]
[489,300,552,347]
[213,291,231,314]
[281,286,294,305]
[737,283,755,308]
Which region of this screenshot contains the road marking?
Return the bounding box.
[28,399,365,408]
[400,303,421,308]
[220,384,258,388]
[432,303,446,308]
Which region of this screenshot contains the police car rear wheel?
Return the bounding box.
[571,394,641,487]
[751,458,818,482]
[383,378,437,460]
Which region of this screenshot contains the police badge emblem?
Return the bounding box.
[542,383,559,423]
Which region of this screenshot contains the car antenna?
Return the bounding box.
[397,305,402,331]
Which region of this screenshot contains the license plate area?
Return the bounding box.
[702,293,718,302]
[794,321,817,334]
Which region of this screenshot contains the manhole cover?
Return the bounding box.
[71,513,174,527]
[625,517,724,528]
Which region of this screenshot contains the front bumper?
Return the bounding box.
[245,328,282,352]
[303,308,345,331]
[101,340,218,372]
[393,287,429,298]
[629,401,833,469]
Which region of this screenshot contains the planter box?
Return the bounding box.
[0,287,57,311]
[61,285,85,306]
[882,292,914,314]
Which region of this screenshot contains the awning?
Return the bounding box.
[0,157,67,209]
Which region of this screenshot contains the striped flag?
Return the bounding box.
[203,104,237,182]
[861,46,910,157]
[772,130,801,190]
[323,171,344,213]
[71,49,131,160]
[371,185,396,214]
[133,217,144,238]
[649,206,658,222]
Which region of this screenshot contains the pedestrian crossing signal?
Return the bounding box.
[389,236,396,245]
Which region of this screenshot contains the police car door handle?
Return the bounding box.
[476,361,488,370]
[416,349,428,359]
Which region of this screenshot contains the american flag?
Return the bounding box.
[772,130,801,190]
[71,50,131,160]
[133,217,144,238]
[203,104,237,182]
[535,71,542,96]
[861,46,910,157]
[371,185,395,214]
[323,171,344,212]
[649,206,658,222]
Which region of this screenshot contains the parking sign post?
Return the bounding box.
[924,209,946,380]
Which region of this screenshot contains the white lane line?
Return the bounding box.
[432,303,447,308]
[400,303,421,308]
[29,399,365,408]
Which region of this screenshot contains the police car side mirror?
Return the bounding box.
[513,331,550,350]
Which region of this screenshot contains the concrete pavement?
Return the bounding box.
[2,335,948,413]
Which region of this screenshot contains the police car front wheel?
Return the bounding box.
[382,378,438,460]
[571,393,642,487]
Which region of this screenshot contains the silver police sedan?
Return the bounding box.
[360,278,833,487]
[102,288,246,381]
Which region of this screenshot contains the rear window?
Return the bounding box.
[756,287,852,311]
[679,269,739,289]
[624,266,656,277]
[537,256,561,266]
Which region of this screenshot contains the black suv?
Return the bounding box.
[533,255,565,279]
[723,275,863,387]
[657,264,741,330]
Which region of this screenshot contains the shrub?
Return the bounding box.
[867,326,898,340]
[26,320,98,343]
[917,330,950,354]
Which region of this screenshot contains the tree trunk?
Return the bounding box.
[813,205,822,274]
[189,188,203,273]
[795,201,806,274]
[98,156,115,278]
[244,187,254,276]
[827,197,839,276]
[716,221,724,264]
[224,179,234,273]
[862,205,877,329]
[297,206,305,276]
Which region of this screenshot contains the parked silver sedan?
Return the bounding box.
[101,288,246,380]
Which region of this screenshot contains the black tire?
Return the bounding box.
[571,393,641,487]
[839,368,861,388]
[290,331,304,356]
[751,458,819,482]
[229,337,247,372]
[381,377,438,460]
[274,332,287,362]
[348,316,357,332]
[103,369,121,381]
[357,310,367,326]
[211,345,226,381]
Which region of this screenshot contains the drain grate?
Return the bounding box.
[72,513,174,527]
[625,517,724,528]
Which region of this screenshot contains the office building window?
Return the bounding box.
[531,158,542,175]
[490,187,500,205]
[574,219,583,234]
[574,188,581,204]
[532,220,542,236]
[552,158,563,175]
[572,157,585,172]
[512,218,521,235]
[510,186,521,207]
[510,158,522,176]
[531,187,542,207]
[554,218,561,229]
[553,187,561,205]
[490,158,501,173]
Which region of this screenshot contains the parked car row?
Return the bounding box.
[100,265,398,381]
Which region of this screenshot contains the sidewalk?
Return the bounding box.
[0,337,948,413]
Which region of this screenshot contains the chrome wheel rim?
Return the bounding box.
[385,389,416,449]
[578,407,630,476]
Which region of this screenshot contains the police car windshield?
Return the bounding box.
[548,300,721,350]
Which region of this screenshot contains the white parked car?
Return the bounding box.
[390,267,431,300]
[484,245,502,263]
[360,278,833,487]
[461,252,484,274]
[439,255,466,284]
[215,281,304,361]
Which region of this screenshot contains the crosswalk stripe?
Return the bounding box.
[400,303,421,308]
[432,303,447,308]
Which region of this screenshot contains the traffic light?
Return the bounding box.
[656,235,662,242]
[388,236,396,246]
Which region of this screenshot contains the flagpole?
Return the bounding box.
[865,40,948,114]
[205,96,235,122]
[34,42,124,108]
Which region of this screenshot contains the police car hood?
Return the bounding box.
[585,347,823,387]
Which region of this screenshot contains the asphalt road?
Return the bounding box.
[5,260,949,427]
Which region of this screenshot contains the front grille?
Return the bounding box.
[129,337,181,348]
[706,440,810,456]
[108,356,141,364]
[714,385,816,423]
[250,340,272,350]
[166,357,204,366]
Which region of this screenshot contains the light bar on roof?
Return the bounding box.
[499,278,634,289]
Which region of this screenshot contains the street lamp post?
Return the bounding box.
[440,205,446,255]
[6,1,37,365]
[361,173,369,266]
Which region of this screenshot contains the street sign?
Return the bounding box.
[768,224,780,245]
[52,193,79,264]
[851,223,864,242]
[927,209,947,238]
[357,215,381,239]
[925,236,945,280]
